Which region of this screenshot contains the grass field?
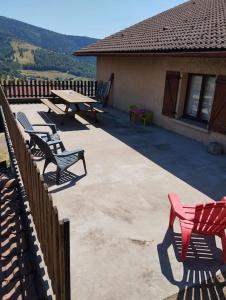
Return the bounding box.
[20,70,91,81]
[11,40,38,65]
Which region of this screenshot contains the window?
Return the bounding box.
[184,74,216,123]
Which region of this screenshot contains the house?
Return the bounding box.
[75,0,226,148]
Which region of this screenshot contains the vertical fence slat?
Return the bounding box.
[21,80,25,98]
[54,207,61,299]
[13,80,16,98]
[60,219,70,300]
[17,80,20,98]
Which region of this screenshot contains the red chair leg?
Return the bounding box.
[221,233,226,264]
[169,207,176,227]
[181,228,192,262]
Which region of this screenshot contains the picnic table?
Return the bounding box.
[41,90,98,124]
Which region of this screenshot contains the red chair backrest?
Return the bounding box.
[193,202,226,234]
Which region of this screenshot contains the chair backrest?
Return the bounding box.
[193,202,226,234]
[96,81,110,98]
[95,81,104,99]
[16,111,34,132]
[95,73,114,106]
[30,133,56,164]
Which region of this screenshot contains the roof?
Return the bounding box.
[74,0,226,56]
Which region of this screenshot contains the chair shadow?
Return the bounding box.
[43,169,86,193]
[30,148,45,161]
[158,229,226,299]
[29,141,86,192]
[31,146,63,159]
[37,110,92,132]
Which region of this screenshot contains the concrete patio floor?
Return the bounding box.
[12,103,226,299]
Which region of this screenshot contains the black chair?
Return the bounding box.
[93,74,114,107]
[30,133,87,184]
[16,111,62,151]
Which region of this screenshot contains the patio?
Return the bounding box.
[12,103,226,299]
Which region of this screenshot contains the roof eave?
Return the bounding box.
[74,50,226,58]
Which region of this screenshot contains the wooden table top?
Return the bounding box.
[51,90,97,104]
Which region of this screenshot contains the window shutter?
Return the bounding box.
[162,71,181,118]
[209,76,226,134]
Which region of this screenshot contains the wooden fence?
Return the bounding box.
[1,79,97,99]
[0,85,70,300]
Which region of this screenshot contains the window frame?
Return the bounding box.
[183,73,216,124]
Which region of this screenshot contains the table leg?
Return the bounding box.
[75,104,80,112]
[65,104,70,113]
[90,103,98,122]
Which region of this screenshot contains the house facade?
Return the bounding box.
[75,0,226,148]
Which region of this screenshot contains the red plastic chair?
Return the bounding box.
[168,193,226,263]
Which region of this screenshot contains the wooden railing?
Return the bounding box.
[1,79,97,99]
[0,86,70,300]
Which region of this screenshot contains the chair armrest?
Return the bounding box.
[220,196,226,202]
[56,148,84,157]
[47,140,62,145]
[48,140,65,152]
[25,130,52,142]
[32,123,57,134]
[168,193,194,221]
[25,129,50,136]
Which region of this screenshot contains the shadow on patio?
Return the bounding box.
[12,103,226,299]
[37,106,226,200]
[158,229,226,299]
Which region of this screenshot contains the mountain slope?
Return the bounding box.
[0,16,98,79]
[0,16,97,55]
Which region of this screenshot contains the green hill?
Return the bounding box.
[0,16,98,79]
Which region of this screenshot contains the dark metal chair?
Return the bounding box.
[30,133,87,184]
[93,73,114,107]
[16,111,61,150]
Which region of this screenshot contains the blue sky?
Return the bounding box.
[1,0,187,38]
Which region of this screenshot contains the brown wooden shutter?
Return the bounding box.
[209,76,226,134]
[162,71,181,118]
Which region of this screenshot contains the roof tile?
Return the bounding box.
[75,0,226,55]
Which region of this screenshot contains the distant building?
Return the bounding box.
[75,0,226,147]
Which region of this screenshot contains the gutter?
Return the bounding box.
[74,50,226,59]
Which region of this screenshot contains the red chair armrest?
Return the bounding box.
[168,193,194,221]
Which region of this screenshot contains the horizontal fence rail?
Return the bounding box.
[0,85,70,300]
[1,79,97,99]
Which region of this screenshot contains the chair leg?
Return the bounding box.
[43,160,50,174]
[169,207,176,227]
[53,143,57,154]
[29,138,35,149]
[181,228,192,262]
[56,168,61,184]
[82,157,87,174]
[221,233,226,264]
[59,142,65,152]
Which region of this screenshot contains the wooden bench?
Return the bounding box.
[41,98,66,115]
[81,103,107,122]
[41,98,66,124]
[83,103,104,113]
[41,98,101,124]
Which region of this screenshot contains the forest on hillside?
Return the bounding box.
[0,16,97,79]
